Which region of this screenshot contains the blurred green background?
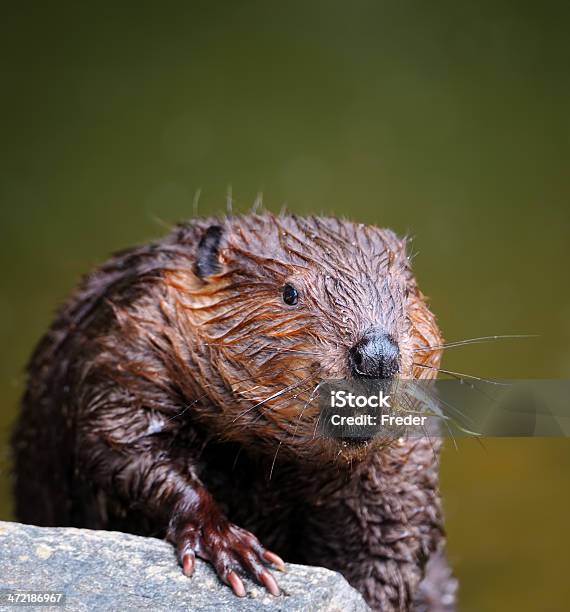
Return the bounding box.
[1,2,569,610]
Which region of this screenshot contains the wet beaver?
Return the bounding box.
[12,213,456,611]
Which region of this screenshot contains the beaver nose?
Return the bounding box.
[348,330,400,379]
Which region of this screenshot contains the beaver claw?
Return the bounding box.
[174,520,285,597]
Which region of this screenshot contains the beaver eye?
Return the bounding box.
[282,283,299,306]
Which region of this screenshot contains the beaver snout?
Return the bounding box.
[348,329,400,379]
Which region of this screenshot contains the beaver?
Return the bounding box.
[11,213,456,611]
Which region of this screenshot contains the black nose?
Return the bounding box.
[348,330,400,379]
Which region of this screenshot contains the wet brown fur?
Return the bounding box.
[12,213,456,611]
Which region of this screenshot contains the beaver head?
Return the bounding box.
[164,213,442,464]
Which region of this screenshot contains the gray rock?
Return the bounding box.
[0,521,369,612]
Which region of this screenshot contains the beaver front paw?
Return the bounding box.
[171,518,285,597]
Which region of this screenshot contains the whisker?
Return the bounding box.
[231,374,315,424]
[432,390,477,427]
[414,360,503,407]
[167,363,316,422]
[269,439,283,480]
[397,387,459,447]
[420,422,439,456]
[292,380,324,439]
[233,363,321,397]
[251,377,318,425]
[251,192,263,214]
[402,377,487,438]
[397,385,470,426]
[413,362,510,386]
[226,184,233,215]
[412,334,538,353]
[440,415,458,451]
[312,408,324,440]
[192,188,202,217]
[203,343,321,357]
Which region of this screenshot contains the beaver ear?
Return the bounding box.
[194,225,224,279]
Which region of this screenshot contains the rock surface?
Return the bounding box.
[0,521,369,611]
